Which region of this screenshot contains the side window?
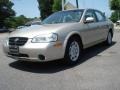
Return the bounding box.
[95,11,106,22]
[85,10,97,22]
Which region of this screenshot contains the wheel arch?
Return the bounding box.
[63,31,83,56]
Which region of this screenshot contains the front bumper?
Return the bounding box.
[3,39,65,62]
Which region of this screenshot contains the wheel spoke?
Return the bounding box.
[69,41,80,61]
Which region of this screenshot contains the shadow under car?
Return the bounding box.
[9,42,116,74]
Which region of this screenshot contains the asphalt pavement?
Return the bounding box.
[0,31,120,90]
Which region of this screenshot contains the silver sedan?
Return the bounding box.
[3,9,114,64]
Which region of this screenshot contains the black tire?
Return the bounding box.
[105,31,113,46]
[64,37,82,65]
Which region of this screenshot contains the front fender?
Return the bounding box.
[63,31,81,56]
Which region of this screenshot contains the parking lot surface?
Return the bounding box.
[0,31,120,90]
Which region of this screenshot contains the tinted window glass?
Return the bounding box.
[95,11,106,22]
[42,10,84,24]
[85,10,97,22]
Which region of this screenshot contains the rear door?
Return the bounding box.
[94,10,109,40]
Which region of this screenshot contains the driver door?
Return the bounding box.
[82,10,100,47]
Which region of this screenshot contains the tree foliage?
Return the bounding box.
[110,11,120,22]
[110,0,120,22]
[110,0,120,10]
[37,0,62,20]
[0,0,15,28]
[52,0,62,12]
[4,15,30,28]
[37,0,54,20]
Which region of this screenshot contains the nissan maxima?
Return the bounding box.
[3,9,114,64]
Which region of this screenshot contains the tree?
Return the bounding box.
[52,0,62,12]
[4,15,30,28]
[0,0,15,28]
[37,0,63,20]
[37,0,54,20]
[110,0,120,10]
[110,11,120,22]
[110,0,120,21]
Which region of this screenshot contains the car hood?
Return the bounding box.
[9,23,77,38]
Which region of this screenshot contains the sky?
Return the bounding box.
[12,0,111,18]
[12,0,40,18]
[68,0,111,16]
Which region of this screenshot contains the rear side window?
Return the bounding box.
[95,11,106,22]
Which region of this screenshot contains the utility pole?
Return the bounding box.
[62,0,64,11]
[62,0,66,10]
[76,0,79,9]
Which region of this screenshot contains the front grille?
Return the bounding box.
[9,37,28,46]
[8,53,29,58]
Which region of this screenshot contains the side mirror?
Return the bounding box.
[84,17,95,23]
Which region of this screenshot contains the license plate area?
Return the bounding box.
[9,45,19,54]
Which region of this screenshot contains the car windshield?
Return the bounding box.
[42,10,84,24]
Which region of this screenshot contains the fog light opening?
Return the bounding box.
[38,55,45,60]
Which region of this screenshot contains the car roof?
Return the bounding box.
[58,9,104,16]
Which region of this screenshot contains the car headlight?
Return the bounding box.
[31,33,58,43]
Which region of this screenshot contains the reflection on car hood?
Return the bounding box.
[9,23,77,38]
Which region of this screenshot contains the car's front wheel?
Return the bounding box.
[65,37,82,65]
